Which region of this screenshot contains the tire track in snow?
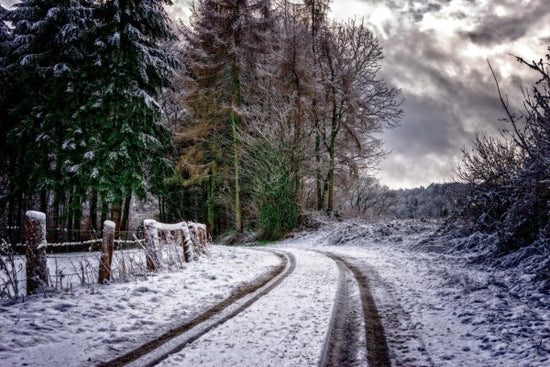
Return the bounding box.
[324,253,392,367]
[99,249,295,367]
[351,257,435,367]
[320,255,367,367]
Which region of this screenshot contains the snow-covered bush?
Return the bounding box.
[454,48,550,282]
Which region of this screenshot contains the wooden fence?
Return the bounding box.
[22,211,211,294]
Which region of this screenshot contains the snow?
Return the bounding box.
[158,249,339,367]
[103,220,115,232]
[279,220,550,366]
[1,219,548,366]
[0,246,281,366]
[25,210,46,222]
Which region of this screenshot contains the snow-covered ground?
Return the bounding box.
[158,248,339,367]
[280,220,550,366]
[1,219,549,366]
[0,246,281,366]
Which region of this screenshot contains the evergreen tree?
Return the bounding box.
[0,5,13,225]
[0,4,12,144]
[6,0,96,231]
[3,0,176,232]
[81,0,176,229]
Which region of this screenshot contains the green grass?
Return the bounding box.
[248,239,277,247]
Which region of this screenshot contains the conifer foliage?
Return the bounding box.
[1,0,401,240]
[0,0,176,233]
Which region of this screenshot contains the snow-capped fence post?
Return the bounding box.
[181,222,195,262]
[188,222,202,255]
[98,220,116,284]
[25,211,49,295]
[144,219,160,271]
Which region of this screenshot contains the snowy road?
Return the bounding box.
[101,248,394,367]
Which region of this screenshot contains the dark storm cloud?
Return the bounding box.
[385,94,471,157]
[462,1,549,46]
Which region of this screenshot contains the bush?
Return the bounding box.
[258,175,300,240]
[457,48,550,262]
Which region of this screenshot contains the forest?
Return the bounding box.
[0,0,402,239]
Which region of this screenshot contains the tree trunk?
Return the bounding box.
[100,200,108,230]
[158,195,166,223]
[231,113,242,233]
[66,193,74,242]
[72,193,82,242]
[207,170,216,234]
[315,120,324,210]
[327,104,339,212]
[120,191,132,232]
[89,189,98,231]
[291,52,303,201]
[111,196,121,232]
[39,189,48,215]
[231,59,243,233]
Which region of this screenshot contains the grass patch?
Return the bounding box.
[248,239,277,247]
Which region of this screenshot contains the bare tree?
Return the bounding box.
[315,19,402,211]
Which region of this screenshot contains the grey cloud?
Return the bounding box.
[384,94,471,157]
[462,0,549,46]
[360,0,447,23]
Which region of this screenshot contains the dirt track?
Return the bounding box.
[323,253,391,367]
[99,250,295,367]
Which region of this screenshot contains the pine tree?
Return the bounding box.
[0,5,13,225]
[182,0,272,233]
[3,0,176,232]
[0,4,12,142]
[6,0,97,231]
[83,0,176,229]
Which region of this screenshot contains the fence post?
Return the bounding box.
[197,224,206,247]
[98,220,115,284]
[181,222,194,263]
[144,220,159,271]
[25,211,49,295]
[188,222,201,256]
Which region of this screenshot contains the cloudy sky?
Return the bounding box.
[329,0,550,188]
[3,0,549,189]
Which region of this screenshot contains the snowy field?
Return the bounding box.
[1,220,549,366]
